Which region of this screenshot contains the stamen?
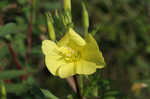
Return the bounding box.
[58,46,80,62]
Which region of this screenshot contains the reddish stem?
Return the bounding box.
[67,77,77,92]
[8,43,21,70]
[73,75,82,99]
[26,13,33,59]
[8,43,27,80]
[5,80,11,84]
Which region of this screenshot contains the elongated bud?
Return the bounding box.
[46,13,56,41]
[1,81,7,99]
[32,0,36,9]
[55,10,59,19]
[64,0,71,11]
[82,2,89,36]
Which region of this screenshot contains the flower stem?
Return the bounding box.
[73,75,82,99]
[8,42,25,80]
[26,12,33,60]
[8,43,21,70]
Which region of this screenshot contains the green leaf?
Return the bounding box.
[40,2,61,10]
[0,1,9,10]
[67,94,73,99]
[0,69,35,80]
[17,0,27,5]
[146,45,150,53]
[104,96,116,99]
[5,83,30,94]
[0,23,19,37]
[104,90,120,96]
[41,89,59,99]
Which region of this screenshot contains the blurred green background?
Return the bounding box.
[0,0,150,99]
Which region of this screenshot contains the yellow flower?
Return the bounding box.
[42,28,105,78]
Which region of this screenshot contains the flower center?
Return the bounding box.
[58,46,80,62]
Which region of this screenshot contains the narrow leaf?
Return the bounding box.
[41,89,59,99]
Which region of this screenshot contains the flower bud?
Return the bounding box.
[1,81,7,99]
[82,2,89,36]
[64,0,71,12]
[46,13,56,41]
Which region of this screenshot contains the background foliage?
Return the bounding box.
[0,0,150,99]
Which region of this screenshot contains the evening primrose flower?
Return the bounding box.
[42,28,105,78]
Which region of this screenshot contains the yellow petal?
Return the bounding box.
[57,63,75,78]
[42,40,58,55]
[57,33,69,46]
[57,28,86,47]
[68,28,86,46]
[45,54,66,76]
[82,34,105,68]
[76,60,96,75]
